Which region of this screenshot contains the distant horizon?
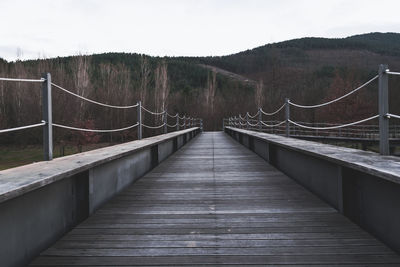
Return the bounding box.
[1,31,398,63]
[1,0,399,62]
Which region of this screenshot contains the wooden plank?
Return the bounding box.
[30,132,400,266]
[30,254,400,265]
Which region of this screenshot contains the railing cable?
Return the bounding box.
[387,113,400,120]
[289,115,379,130]
[0,77,45,83]
[52,82,139,109]
[53,122,139,133]
[141,105,165,115]
[261,120,286,128]
[142,122,166,129]
[289,75,378,109]
[0,121,46,134]
[261,104,285,116]
[166,112,178,118]
[386,71,400,76]
[247,111,260,119]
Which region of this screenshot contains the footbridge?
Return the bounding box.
[0,129,400,266]
[1,65,400,266]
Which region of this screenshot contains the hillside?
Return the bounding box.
[194,32,400,73]
[1,32,400,147]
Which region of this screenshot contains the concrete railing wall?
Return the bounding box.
[0,128,200,267]
[225,126,400,254]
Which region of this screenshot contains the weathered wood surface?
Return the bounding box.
[0,128,197,204]
[226,127,400,185]
[31,132,400,266]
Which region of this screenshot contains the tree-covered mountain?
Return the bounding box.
[191,32,400,73]
[1,32,400,147]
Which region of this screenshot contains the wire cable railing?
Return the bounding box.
[260,104,286,116]
[0,121,46,134]
[166,112,178,118]
[246,111,259,119]
[142,122,166,129]
[0,73,203,161]
[166,123,178,128]
[51,82,139,109]
[53,122,139,133]
[224,64,399,155]
[289,75,378,109]
[288,115,379,130]
[261,120,286,128]
[386,71,400,76]
[0,77,45,83]
[141,105,165,115]
[387,113,400,120]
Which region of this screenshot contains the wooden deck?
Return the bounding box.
[31,132,400,266]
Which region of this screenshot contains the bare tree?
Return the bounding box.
[205,70,216,114]
[139,55,151,106]
[203,70,217,129]
[16,47,23,61]
[72,55,91,120]
[255,79,264,109]
[154,59,169,114]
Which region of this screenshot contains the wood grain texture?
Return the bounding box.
[31,132,400,266]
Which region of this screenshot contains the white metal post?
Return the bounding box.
[42,73,53,160]
[137,101,142,140]
[379,64,389,155]
[176,113,179,131]
[163,110,167,134]
[285,98,290,137]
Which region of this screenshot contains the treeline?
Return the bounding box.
[0,53,254,147]
[2,33,400,148]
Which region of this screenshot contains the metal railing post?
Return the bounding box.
[176,113,179,131]
[222,118,225,130]
[200,119,203,131]
[184,116,186,129]
[246,113,249,129]
[239,114,242,129]
[285,98,290,137]
[42,73,53,160]
[258,108,262,131]
[379,64,389,155]
[137,101,142,140]
[163,110,167,134]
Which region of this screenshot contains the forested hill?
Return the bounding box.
[186,32,400,74]
[1,32,400,146]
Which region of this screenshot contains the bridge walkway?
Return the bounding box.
[31,132,400,266]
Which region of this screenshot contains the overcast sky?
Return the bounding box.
[1,0,399,61]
